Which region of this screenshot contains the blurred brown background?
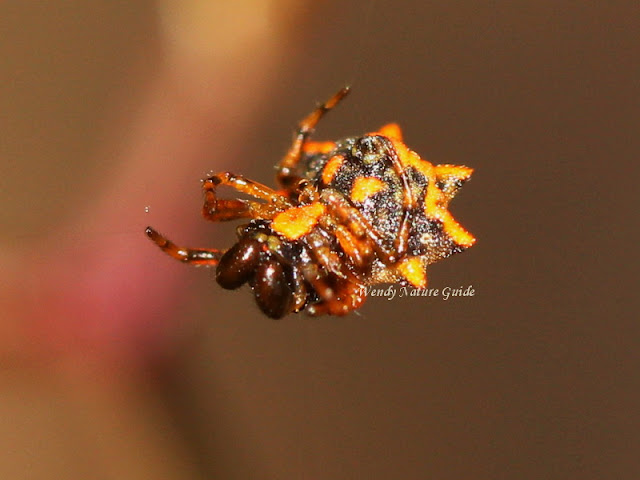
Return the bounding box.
[1,1,638,479]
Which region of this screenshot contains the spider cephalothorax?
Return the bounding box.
[146,87,475,318]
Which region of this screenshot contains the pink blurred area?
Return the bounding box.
[1,1,306,478]
[1,1,295,363]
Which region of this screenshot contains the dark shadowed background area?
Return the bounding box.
[1,1,638,479]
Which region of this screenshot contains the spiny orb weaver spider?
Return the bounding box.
[146,87,475,319]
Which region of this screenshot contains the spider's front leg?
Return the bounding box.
[145,227,224,266]
[277,87,350,190]
[202,172,292,222]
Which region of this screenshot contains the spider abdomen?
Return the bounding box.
[304,136,405,250]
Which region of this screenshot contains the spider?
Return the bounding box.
[146,87,475,319]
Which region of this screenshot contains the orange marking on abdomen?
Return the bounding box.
[434,164,473,182]
[271,202,326,240]
[439,211,476,247]
[350,177,386,203]
[390,137,432,172]
[322,155,345,184]
[373,123,403,141]
[304,141,336,154]
[397,256,427,288]
[424,183,476,248]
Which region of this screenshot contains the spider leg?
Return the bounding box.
[295,233,339,306]
[202,172,291,222]
[319,188,401,264]
[333,224,373,270]
[289,264,309,313]
[300,230,366,316]
[385,147,416,260]
[145,227,224,266]
[276,87,350,190]
[305,276,366,317]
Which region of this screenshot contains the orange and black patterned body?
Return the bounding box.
[146,88,475,319]
[292,125,475,291]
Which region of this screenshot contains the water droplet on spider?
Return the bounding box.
[144,206,150,213]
